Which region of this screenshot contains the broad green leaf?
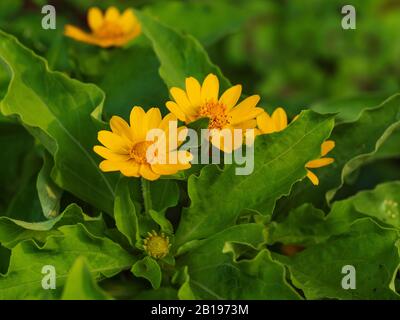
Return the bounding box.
[62,256,112,300]
[131,256,162,289]
[268,204,330,246]
[284,219,400,299]
[144,0,258,46]
[149,179,180,214]
[285,93,400,211]
[114,177,140,247]
[175,111,334,246]
[88,46,169,120]
[172,266,196,300]
[177,223,299,299]
[136,11,230,90]
[0,123,34,213]
[0,30,117,214]
[36,151,62,219]
[0,224,135,299]
[270,182,400,246]
[4,150,43,221]
[0,204,103,249]
[311,93,389,124]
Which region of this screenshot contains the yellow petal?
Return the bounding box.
[145,108,162,132]
[129,106,147,141]
[306,169,319,186]
[209,128,242,152]
[256,112,276,134]
[120,8,137,33]
[87,7,103,32]
[306,157,335,169]
[98,130,129,153]
[228,95,260,123]
[110,115,133,141]
[230,107,264,125]
[185,77,202,107]
[321,140,335,157]
[93,146,130,161]
[140,165,160,181]
[105,6,120,22]
[219,85,242,110]
[99,160,123,172]
[201,73,219,103]
[170,87,196,116]
[272,107,288,132]
[120,161,140,177]
[64,25,96,44]
[159,113,178,132]
[166,101,186,122]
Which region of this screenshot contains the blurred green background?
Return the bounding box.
[2,0,400,115]
[1,0,400,213]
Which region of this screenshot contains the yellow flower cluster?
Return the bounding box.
[66,7,335,185]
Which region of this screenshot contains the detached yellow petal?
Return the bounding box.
[306,169,319,185]
[306,157,334,169]
[321,140,335,157]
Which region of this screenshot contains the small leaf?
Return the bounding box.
[62,256,112,300]
[131,256,162,289]
[114,177,140,247]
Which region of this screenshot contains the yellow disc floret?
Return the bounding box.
[143,231,170,259]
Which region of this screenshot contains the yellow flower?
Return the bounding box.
[256,107,335,186]
[143,230,170,259]
[64,7,141,48]
[166,73,263,152]
[94,107,191,181]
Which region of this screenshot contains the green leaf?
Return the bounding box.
[0,204,103,249]
[131,256,162,289]
[177,223,299,299]
[136,11,230,89]
[0,123,34,213]
[62,256,112,300]
[149,179,180,214]
[284,219,400,299]
[144,0,256,46]
[0,224,135,299]
[0,30,117,214]
[175,111,334,246]
[311,93,389,124]
[114,177,140,247]
[91,46,169,120]
[269,182,400,247]
[36,150,62,219]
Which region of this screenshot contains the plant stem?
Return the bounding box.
[141,178,152,214]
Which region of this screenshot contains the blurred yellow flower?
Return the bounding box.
[94,107,191,181]
[256,107,335,186]
[166,73,263,152]
[64,7,141,48]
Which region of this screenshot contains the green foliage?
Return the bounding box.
[0,0,399,300]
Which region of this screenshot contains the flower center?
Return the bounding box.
[129,141,154,164]
[143,231,170,259]
[198,100,230,129]
[95,22,125,38]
